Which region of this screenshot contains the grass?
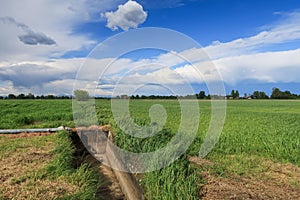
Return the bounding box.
[46,130,105,200]
[0,130,105,199]
[1,99,300,199]
[107,99,300,199]
[142,157,200,200]
[202,100,300,179]
[0,133,72,199]
[0,100,73,129]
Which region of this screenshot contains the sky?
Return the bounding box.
[0,0,300,97]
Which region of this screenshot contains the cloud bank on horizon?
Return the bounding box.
[0,0,300,96]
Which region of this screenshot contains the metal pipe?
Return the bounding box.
[0,126,70,134]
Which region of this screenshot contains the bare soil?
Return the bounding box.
[97,163,125,199]
[190,156,300,200]
[1,132,54,138]
[0,135,79,199]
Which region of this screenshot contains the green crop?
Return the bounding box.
[1,99,299,199]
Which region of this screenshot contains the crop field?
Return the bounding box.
[0,99,299,199]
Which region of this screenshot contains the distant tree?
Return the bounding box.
[0,96,3,100]
[271,88,281,99]
[61,96,70,99]
[235,90,240,98]
[74,90,90,101]
[271,88,296,99]
[17,93,26,99]
[252,91,269,99]
[198,91,206,99]
[231,90,235,98]
[47,95,55,99]
[231,90,239,99]
[8,94,16,99]
[27,93,35,99]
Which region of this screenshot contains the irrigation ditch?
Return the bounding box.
[71,126,145,200]
[0,126,145,200]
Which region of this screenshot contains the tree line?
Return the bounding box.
[225,88,299,99]
[1,87,299,100]
[0,93,71,100]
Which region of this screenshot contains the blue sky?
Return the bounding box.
[0,0,300,96]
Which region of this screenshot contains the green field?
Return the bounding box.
[0,99,299,199]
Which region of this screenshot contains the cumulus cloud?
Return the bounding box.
[102,0,147,31]
[0,17,56,45]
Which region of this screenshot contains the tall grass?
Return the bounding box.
[0,100,74,129]
[111,108,200,199]
[46,130,104,200]
[142,157,199,200]
[206,100,300,166]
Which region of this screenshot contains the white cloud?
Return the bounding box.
[168,47,300,86]
[204,11,300,59]
[103,0,147,31]
[2,47,300,96]
[0,0,127,61]
[214,49,300,84]
[0,58,83,95]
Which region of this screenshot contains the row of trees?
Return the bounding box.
[115,87,299,100]
[270,88,298,99]
[1,88,299,100]
[227,88,299,99]
[0,93,71,100]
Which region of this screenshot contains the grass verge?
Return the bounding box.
[46,130,105,200]
[0,131,105,200]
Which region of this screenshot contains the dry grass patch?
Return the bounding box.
[190,156,300,199]
[0,135,80,200]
